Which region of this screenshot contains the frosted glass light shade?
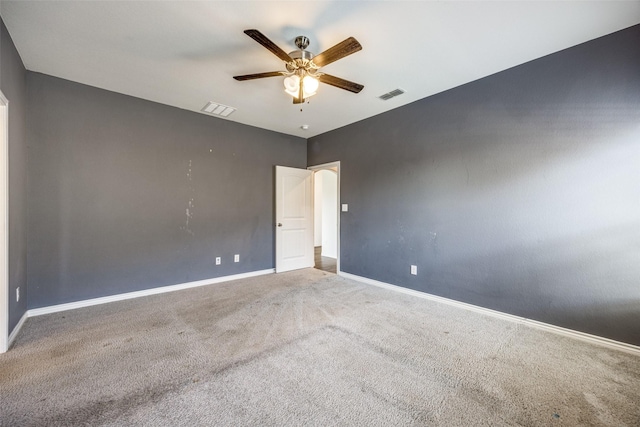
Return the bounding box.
[302,75,319,95]
[283,75,300,97]
[283,74,319,99]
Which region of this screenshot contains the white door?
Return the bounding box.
[275,166,314,273]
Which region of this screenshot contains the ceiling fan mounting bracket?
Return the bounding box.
[294,36,310,50]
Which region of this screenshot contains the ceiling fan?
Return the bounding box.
[233,29,364,104]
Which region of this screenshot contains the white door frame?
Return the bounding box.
[0,91,9,353]
[308,161,340,274]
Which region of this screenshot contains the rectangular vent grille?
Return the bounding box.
[201,101,236,117]
[378,88,405,101]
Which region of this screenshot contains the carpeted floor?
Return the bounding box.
[1,268,639,426]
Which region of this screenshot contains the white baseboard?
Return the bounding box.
[339,271,640,356]
[28,269,275,317]
[7,310,28,350]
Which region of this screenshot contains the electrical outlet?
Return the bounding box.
[234,254,239,263]
[215,257,221,265]
[410,265,417,275]
[16,287,20,302]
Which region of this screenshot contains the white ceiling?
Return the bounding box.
[1,1,639,138]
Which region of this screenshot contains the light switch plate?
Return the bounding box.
[341,204,348,212]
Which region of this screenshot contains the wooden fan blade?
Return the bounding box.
[318,74,364,93]
[233,71,283,81]
[312,37,362,67]
[244,29,293,63]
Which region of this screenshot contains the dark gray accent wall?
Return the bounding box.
[27,73,305,308]
[1,18,28,332]
[308,25,640,346]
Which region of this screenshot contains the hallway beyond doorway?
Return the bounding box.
[314,246,336,274]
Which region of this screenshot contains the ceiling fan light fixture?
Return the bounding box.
[284,74,319,100]
[236,30,363,103]
[283,75,300,97]
[302,75,319,95]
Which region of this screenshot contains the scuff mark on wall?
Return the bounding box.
[180,160,195,236]
[430,232,439,256]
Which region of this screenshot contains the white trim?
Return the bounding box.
[340,271,640,356]
[308,161,340,274]
[0,91,8,353]
[307,160,340,171]
[28,269,274,317]
[7,310,27,350]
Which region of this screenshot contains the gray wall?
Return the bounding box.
[308,25,640,346]
[1,18,28,332]
[27,73,306,308]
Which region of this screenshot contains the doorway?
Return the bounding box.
[309,162,340,274]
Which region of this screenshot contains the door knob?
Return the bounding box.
[277,223,282,227]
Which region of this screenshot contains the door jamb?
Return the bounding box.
[307,161,340,274]
[0,91,9,353]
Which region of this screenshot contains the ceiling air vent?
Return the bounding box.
[201,101,236,117]
[378,88,405,101]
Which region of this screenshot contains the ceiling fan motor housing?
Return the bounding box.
[288,49,314,62]
[287,48,317,74]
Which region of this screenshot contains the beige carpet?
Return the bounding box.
[1,268,639,426]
